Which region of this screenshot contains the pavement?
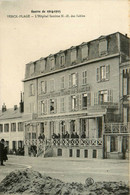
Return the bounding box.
[0,155,129,185]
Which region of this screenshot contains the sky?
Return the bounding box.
[0,0,129,109]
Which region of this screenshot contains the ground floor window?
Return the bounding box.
[77,149,80,157]
[69,149,73,157]
[93,150,97,158]
[57,148,62,156]
[110,136,118,152]
[84,150,88,158]
[12,141,17,150]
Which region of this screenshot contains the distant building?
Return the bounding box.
[10,32,130,159]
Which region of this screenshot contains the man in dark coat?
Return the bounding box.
[0,139,5,166]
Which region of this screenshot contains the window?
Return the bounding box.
[30,63,34,75]
[40,59,46,72]
[32,133,36,139]
[30,84,35,96]
[41,81,46,93]
[70,120,75,132]
[50,121,55,136]
[84,150,88,158]
[81,45,88,60]
[71,96,77,111]
[59,54,65,66]
[11,123,16,132]
[41,101,46,115]
[50,57,55,70]
[18,141,23,148]
[12,141,17,150]
[69,149,73,157]
[50,99,56,113]
[97,65,110,82]
[99,39,107,55]
[0,124,3,133]
[60,97,65,112]
[82,94,87,108]
[61,76,65,89]
[18,122,23,131]
[60,121,66,135]
[71,49,77,63]
[82,71,87,85]
[4,124,9,132]
[93,150,97,158]
[77,149,80,157]
[99,90,108,104]
[57,148,62,156]
[69,73,78,87]
[110,136,118,152]
[94,90,113,104]
[50,79,55,92]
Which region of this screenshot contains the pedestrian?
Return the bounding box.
[0,139,5,166]
[3,141,8,162]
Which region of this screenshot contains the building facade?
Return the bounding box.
[23,32,130,159]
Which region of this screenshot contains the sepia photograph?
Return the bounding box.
[0,0,129,194]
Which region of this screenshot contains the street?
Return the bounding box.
[0,155,129,185]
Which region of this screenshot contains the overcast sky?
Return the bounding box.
[0,0,129,109]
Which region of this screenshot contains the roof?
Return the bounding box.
[0,108,23,120]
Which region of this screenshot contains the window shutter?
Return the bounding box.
[54,99,57,113]
[79,94,82,110]
[68,96,71,111]
[97,68,100,82]
[76,95,78,110]
[94,92,98,105]
[87,93,91,106]
[44,100,47,114]
[107,90,113,102]
[69,75,71,88]
[76,72,78,86]
[106,65,110,80]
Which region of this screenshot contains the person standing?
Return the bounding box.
[0,139,5,166]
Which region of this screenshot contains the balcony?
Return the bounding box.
[104,123,130,134]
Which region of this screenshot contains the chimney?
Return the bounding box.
[125,34,127,37]
[19,92,24,113]
[2,103,7,112]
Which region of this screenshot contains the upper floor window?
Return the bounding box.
[81,45,88,60]
[82,93,87,108]
[71,49,77,63]
[50,79,55,92]
[50,57,55,70]
[18,122,23,131]
[30,84,35,96]
[59,54,65,66]
[60,97,65,112]
[69,73,78,87]
[99,39,108,56]
[41,101,46,115]
[71,95,77,111]
[11,123,16,132]
[0,124,3,133]
[4,124,9,132]
[61,76,65,89]
[82,71,87,85]
[50,99,57,113]
[97,65,110,82]
[41,81,46,93]
[94,89,113,105]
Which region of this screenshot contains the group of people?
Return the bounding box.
[52,131,87,139]
[0,139,8,166]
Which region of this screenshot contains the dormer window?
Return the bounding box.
[50,57,55,70]
[40,59,46,72]
[81,45,88,60]
[99,39,108,56]
[59,53,65,66]
[71,49,77,64]
[30,63,34,75]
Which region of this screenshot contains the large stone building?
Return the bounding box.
[3,32,130,159]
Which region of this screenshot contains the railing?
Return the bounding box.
[104,123,130,134]
[52,138,102,147]
[25,138,103,147]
